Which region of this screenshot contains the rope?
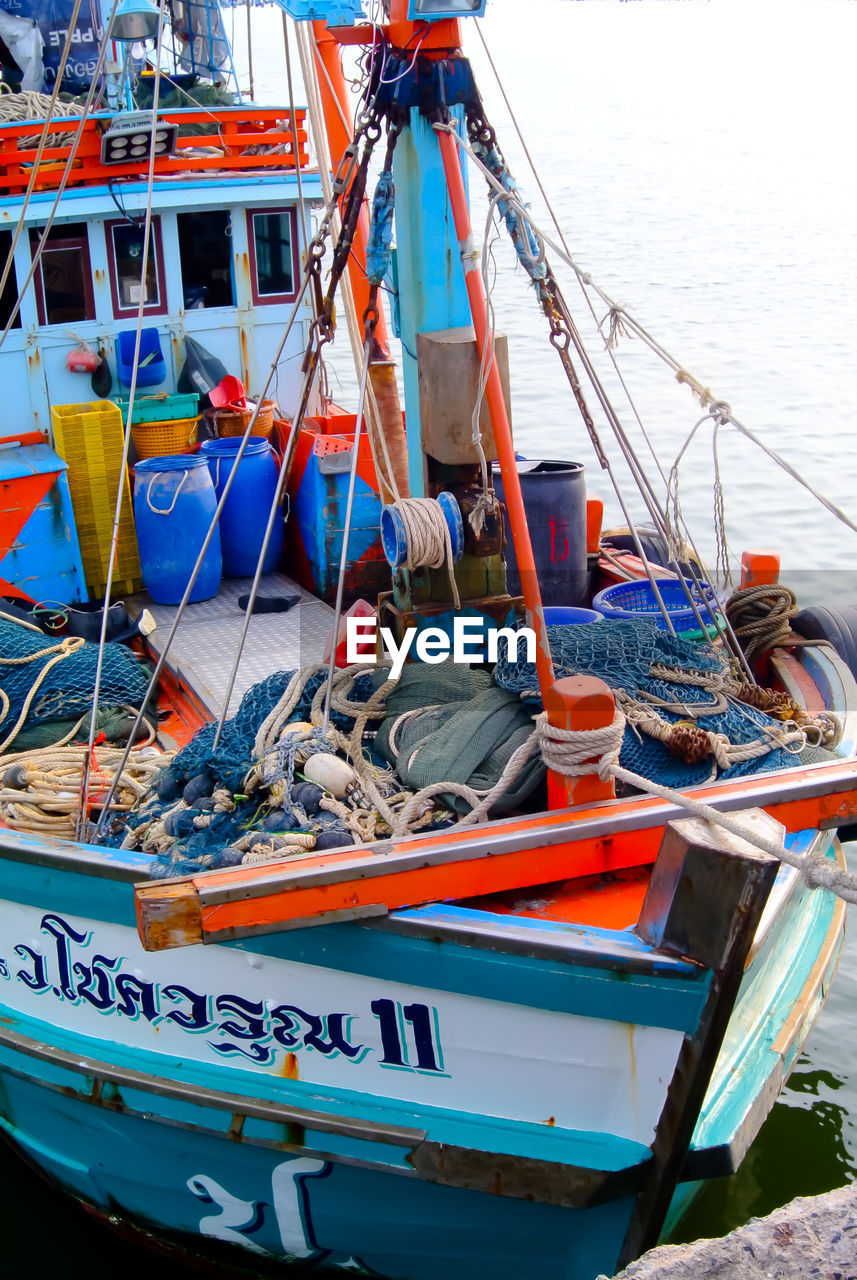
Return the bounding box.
[725,583,798,663]
[386,498,461,608]
[144,469,189,515]
[389,730,539,838]
[0,742,170,840]
[0,635,86,754]
[536,711,857,904]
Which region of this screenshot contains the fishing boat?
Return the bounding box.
[0,1,856,1277]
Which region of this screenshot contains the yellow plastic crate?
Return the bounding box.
[51,401,142,596]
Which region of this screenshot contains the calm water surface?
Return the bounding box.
[3,0,857,1270]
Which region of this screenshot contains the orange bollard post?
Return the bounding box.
[544,674,617,810]
[586,496,604,554]
[740,550,780,589]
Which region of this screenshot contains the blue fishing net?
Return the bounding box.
[121,667,385,878]
[0,616,150,734]
[494,618,812,787]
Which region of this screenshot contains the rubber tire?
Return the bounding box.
[793,604,857,678]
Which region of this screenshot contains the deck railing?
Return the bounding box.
[0,106,310,196]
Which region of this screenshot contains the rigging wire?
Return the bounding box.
[282,14,316,319]
[91,93,363,825]
[79,0,170,837]
[471,21,754,621]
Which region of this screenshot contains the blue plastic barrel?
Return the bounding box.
[544,606,601,625]
[201,438,283,577]
[133,455,221,604]
[493,460,588,607]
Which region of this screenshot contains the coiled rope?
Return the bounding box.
[0,739,168,840]
[384,497,461,609]
[0,90,87,147]
[536,711,857,904]
[725,583,799,663]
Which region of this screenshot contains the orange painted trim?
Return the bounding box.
[148,656,210,748]
[175,760,857,940]
[0,108,310,195]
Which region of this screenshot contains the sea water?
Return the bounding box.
[2,0,856,1270]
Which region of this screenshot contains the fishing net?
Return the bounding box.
[375,663,544,814]
[494,618,831,788]
[0,615,150,746]
[122,667,386,878]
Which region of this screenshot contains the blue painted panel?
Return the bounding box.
[392,106,472,497]
[0,1014,649,1174]
[0,1064,636,1280]
[689,850,844,1155]
[0,851,709,1031]
[0,442,86,602]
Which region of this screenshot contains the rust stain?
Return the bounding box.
[94,268,105,284]
[27,349,41,369]
[280,1051,299,1080]
[546,1115,555,1126]
[626,1022,638,1115]
[236,251,251,291]
[239,327,250,385]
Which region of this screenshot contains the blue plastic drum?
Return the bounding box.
[133,455,222,604]
[201,438,284,578]
[543,606,602,625]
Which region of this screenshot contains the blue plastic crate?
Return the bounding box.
[116,328,166,388]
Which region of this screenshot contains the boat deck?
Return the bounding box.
[128,573,334,721]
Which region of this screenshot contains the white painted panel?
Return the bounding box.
[0,901,681,1146]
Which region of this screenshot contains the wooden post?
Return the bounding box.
[618,811,781,1268]
[544,674,616,810]
[740,549,780,589]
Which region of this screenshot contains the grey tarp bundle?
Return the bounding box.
[376,663,544,815]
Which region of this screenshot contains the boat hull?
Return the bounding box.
[0,824,845,1279]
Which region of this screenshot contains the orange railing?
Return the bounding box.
[0,106,310,195]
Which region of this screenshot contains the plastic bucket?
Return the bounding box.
[543,606,601,625]
[492,460,587,606]
[133,455,221,604]
[201,437,283,577]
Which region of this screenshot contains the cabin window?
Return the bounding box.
[105,218,168,318]
[247,208,298,304]
[177,210,233,309]
[31,223,94,326]
[0,231,21,331]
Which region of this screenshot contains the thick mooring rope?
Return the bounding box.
[725,583,799,663]
[536,712,857,904]
[0,741,169,840]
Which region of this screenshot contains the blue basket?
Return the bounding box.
[592,578,720,632]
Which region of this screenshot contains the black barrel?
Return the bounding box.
[493,460,588,607]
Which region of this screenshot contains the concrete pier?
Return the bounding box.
[604,1183,857,1279]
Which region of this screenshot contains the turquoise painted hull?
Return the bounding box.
[0,824,844,1278]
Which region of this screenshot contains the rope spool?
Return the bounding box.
[380,496,464,608]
